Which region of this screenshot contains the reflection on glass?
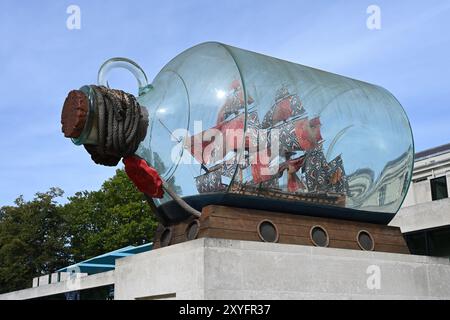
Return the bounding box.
[133,42,414,219]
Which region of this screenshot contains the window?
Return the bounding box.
[401,173,410,195]
[160,228,173,247]
[430,176,448,201]
[357,230,375,251]
[427,227,450,257]
[185,220,200,241]
[257,220,279,243]
[405,232,427,256]
[310,226,329,247]
[378,185,386,206]
[405,226,450,258]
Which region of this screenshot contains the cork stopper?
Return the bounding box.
[61,90,89,138]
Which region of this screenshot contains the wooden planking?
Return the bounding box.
[205,205,401,237]
[153,205,410,254]
[278,234,312,246]
[203,228,261,242]
[205,214,407,247]
[205,206,407,247]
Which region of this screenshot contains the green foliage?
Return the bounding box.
[0,169,158,294]
[62,169,158,261]
[0,188,70,294]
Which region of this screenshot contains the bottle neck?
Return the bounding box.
[69,85,99,146]
[61,85,149,166]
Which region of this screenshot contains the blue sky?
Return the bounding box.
[0,0,449,206]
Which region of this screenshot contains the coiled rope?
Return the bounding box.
[84,85,148,166]
[84,85,202,219]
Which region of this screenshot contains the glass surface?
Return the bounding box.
[134,42,414,217]
[405,232,427,256]
[405,227,450,257]
[430,176,448,201]
[311,227,328,247]
[358,231,374,250]
[427,227,450,257]
[186,221,200,240]
[259,221,277,242]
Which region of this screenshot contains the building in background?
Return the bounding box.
[391,143,450,257]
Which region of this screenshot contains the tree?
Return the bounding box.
[0,169,159,294]
[62,169,158,262]
[0,188,70,294]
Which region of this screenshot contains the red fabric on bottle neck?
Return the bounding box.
[123,156,164,198]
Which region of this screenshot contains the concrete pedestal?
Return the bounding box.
[2,238,450,300]
[114,238,450,300]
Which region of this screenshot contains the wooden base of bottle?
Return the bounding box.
[152,205,410,254]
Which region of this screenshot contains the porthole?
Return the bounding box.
[357,230,375,251]
[310,225,329,247]
[160,227,173,247]
[185,220,200,241]
[257,220,279,243]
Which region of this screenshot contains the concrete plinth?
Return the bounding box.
[114,238,450,300]
[50,273,59,284]
[0,271,114,300]
[2,238,450,300]
[32,278,39,288]
[38,275,49,286]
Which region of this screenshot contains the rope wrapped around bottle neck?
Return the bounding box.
[84,85,148,166]
[83,86,202,220]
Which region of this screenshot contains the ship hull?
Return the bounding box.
[152,204,409,255]
[156,193,395,226]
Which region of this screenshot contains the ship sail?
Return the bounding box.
[326,154,349,194]
[261,86,305,128]
[185,79,254,166]
[216,79,254,123]
[185,81,347,201]
[284,156,306,192]
[248,86,323,192]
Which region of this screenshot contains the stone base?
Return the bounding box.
[114,238,450,300]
